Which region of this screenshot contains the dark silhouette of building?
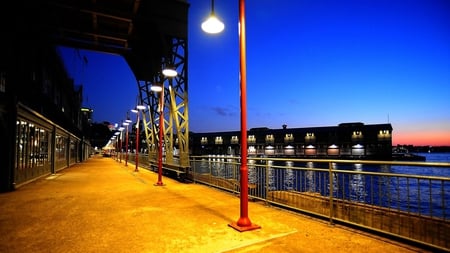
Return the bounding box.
[0,22,92,191]
[0,0,189,192]
[190,122,393,160]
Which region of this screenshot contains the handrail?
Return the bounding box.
[189,155,450,252]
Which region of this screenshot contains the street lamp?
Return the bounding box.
[118,126,125,162]
[162,64,178,78]
[131,103,146,172]
[114,130,120,161]
[153,61,177,185]
[123,114,132,166]
[152,81,165,186]
[202,0,260,232]
[201,0,225,34]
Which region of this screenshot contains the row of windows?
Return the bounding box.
[200,130,392,145]
[15,118,81,185]
[16,120,51,171]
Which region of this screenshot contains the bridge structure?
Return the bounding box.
[11,0,191,169]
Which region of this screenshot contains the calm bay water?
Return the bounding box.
[194,152,450,219]
[421,152,450,163]
[286,152,450,219]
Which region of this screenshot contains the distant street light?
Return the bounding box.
[153,63,177,185]
[114,130,120,161]
[162,65,177,78]
[152,82,165,186]
[202,0,260,232]
[124,114,132,166]
[131,103,146,172]
[118,125,125,162]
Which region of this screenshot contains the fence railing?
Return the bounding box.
[189,155,450,252]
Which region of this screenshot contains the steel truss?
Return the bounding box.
[137,36,189,169]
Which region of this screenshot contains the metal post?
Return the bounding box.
[119,130,122,163]
[155,87,164,186]
[229,0,260,232]
[135,112,140,172]
[125,124,129,166]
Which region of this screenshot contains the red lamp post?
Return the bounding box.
[152,83,165,186]
[131,104,146,172]
[152,61,176,185]
[156,87,164,185]
[118,126,124,163]
[202,0,260,232]
[124,116,132,166]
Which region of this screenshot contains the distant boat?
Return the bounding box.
[392,147,426,161]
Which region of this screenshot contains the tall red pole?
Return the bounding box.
[155,87,164,186]
[119,130,122,163]
[134,113,140,172]
[125,124,129,166]
[229,0,260,232]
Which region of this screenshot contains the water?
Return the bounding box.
[422,152,450,163]
[192,153,450,219]
[278,153,450,219]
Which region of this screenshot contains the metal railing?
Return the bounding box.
[189,155,450,252]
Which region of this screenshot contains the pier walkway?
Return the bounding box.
[0,155,429,253]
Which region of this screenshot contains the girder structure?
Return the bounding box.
[139,37,189,168]
[11,0,190,170]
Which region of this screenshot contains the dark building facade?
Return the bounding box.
[0,25,91,192]
[190,122,393,160]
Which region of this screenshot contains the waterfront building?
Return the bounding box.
[0,21,92,192]
[190,122,393,160]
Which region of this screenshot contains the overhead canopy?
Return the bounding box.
[11,0,189,81]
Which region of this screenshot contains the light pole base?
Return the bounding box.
[154,182,165,186]
[228,222,261,232]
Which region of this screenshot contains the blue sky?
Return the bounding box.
[59,0,450,146]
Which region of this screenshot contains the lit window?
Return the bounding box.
[305,132,315,142]
[215,136,223,145]
[265,134,274,143]
[284,133,294,143]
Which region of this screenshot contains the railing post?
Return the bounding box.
[265,158,269,205]
[328,162,334,225]
[191,157,195,182]
[208,155,212,183]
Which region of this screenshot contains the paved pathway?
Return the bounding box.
[0,155,429,252]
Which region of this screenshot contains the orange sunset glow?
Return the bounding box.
[393,130,450,146]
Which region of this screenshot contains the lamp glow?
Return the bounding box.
[201,15,225,34]
[202,0,224,34]
[151,84,163,92]
[162,67,177,77]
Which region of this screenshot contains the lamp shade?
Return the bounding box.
[136,104,146,110]
[162,66,177,77]
[201,15,225,34]
[151,83,163,92]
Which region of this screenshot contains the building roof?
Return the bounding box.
[191,123,393,136]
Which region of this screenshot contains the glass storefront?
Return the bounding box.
[15,120,52,184]
[14,115,81,185]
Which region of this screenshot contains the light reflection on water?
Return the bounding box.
[193,153,450,218]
